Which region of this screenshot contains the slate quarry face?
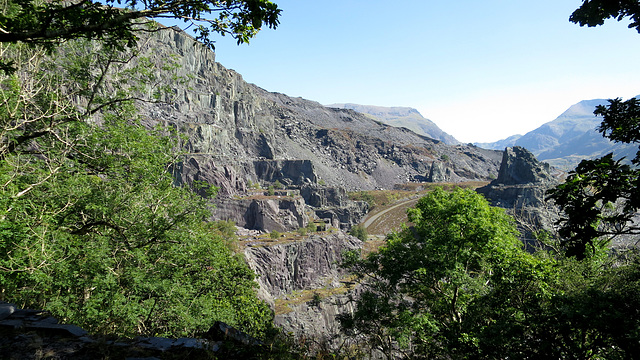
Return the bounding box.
[133,29,502,198]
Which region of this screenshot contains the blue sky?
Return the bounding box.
[172,1,640,143]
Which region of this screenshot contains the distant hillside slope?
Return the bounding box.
[476,97,639,169]
[327,103,459,145]
[474,134,522,151]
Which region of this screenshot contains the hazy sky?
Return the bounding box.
[184,0,640,143]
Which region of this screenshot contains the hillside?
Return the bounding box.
[474,134,522,150]
[326,103,459,145]
[131,29,501,197]
[476,97,639,169]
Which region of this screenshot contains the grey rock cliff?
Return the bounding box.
[243,231,362,344]
[212,196,310,232]
[244,232,361,301]
[477,146,561,246]
[131,29,501,196]
[112,27,508,348]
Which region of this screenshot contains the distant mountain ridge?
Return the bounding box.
[475,97,640,169]
[475,134,522,151]
[326,103,459,145]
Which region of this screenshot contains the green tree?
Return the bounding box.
[341,189,640,359]
[0,113,274,338]
[0,36,274,338]
[0,0,280,49]
[570,0,640,33]
[547,0,640,259]
[340,188,552,358]
[349,224,368,241]
[531,6,640,358]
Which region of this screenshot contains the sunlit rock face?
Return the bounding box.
[243,232,363,347]
[496,146,556,186]
[477,146,562,247]
[136,28,502,196]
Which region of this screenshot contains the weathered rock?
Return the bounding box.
[247,198,309,232]
[427,161,455,182]
[0,303,15,321]
[300,184,350,208]
[477,146,560,208]
[212,196,309,232]
[315,202,369,230]
[477,147,562,247]
[132,29,502,194]
[299,184,369,229]
[204,321,262,346]
[244,232,362,303]
[254,159,317,186]
[243,231,364,351]
[173,156,246,197]
[274,289,363,351]
[495,146,555,185]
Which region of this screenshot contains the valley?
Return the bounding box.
[3,2,640,357]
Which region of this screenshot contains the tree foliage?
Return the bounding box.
[341,188,640,359]
[349,224,367,242]
[0,35,273,338]
[0,0,280,49]
[339,2,640,358]
[550,1,640,259]
[340,189,540,358]
[547,99,640,260]
[570,0,640,33]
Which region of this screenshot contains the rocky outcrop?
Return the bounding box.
[477,146,559,207]
[212,196,309,232]
[244,232,361,301]
[243,231,363,349]
[211,184,368,233]
[300,184,370,229]
[254,159,317,186]
[246,197,309,232]
[496,146,555,186]
[427,161,455,182]
[477,146,562,246]
[173,156,247,197]
[274,291,362,350]
[315,203,369,230]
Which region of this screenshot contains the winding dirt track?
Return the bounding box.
[362,197,420,230]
